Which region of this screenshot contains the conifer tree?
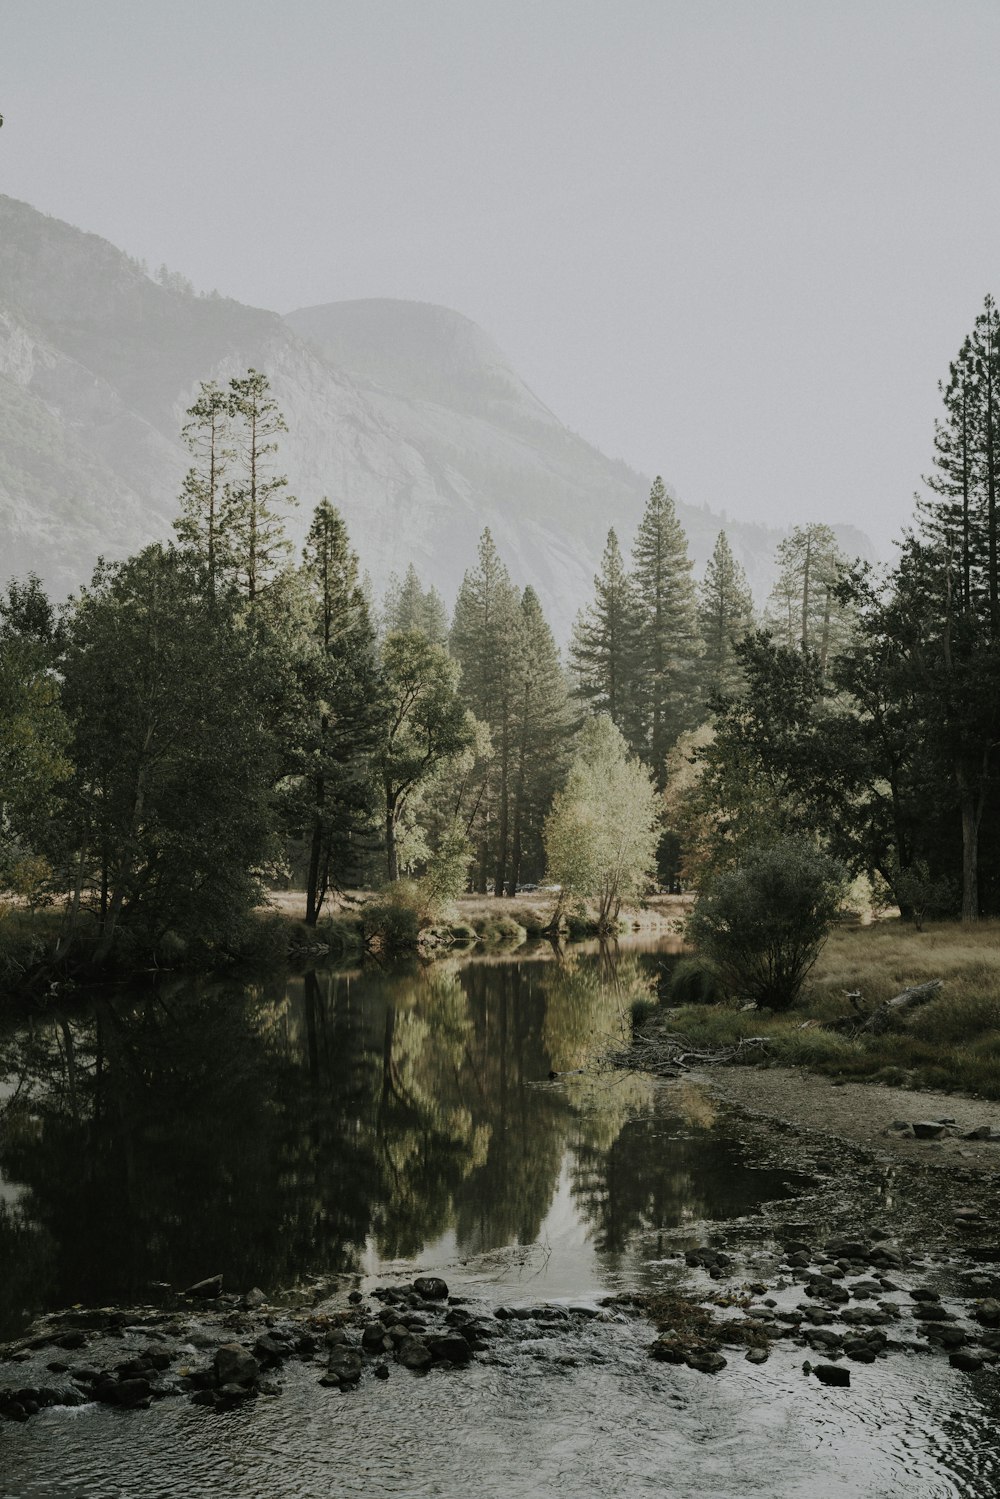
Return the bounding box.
[507,587,573,892]
[383,564,449,644]
[630,477,702,782]
[450,530,524,892]
[226,369,296,600]
[294,501,381,923]
[698,531,754,698]
[570,529,640,746]
[173,380,233,593]
[765,523,852,675]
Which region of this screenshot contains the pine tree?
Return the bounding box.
[450,530,524,892]
[226,369,296,600]
[570,529,641,745]
[383,564,449,644]
[294,501,381,923]
[507,587,573,891]
[698,531,754,698]
[173,381,233,593]
[630,477,702,782]
[766,523,852,675]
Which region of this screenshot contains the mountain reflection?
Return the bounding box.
[0,944,800,1338]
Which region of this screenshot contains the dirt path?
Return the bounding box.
[704,1065,1000,1174]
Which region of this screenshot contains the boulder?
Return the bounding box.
[813,1363,850,1387]
[428,1335,473,1366]
[397,1336,432,1371]
[413,1276,449,1301]
[213,1344,259,1388]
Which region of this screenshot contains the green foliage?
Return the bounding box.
[630,477,703,781]
[689,839,847,1010]
[376,631,480,883]
[570,528,641,737]
[57,545,278,959]
[765,523,853,674]
[544,715,660,927]
[668,955,725,1006]
[382,564,449,645]
[698,531,754,698]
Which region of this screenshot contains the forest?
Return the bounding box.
[1,296,999,983]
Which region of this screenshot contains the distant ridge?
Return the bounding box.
[0,195,876,634]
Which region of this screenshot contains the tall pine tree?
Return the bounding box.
[570,529,641,747]
[698,531,754,698]
[630,477,702,783]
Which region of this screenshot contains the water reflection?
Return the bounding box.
[0,943,800,1337]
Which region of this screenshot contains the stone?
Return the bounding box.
[190,1389,219,1408]
[912,1122,946,1140]
[326,1348,362,1385]
[213,1344,259,1388]
[813,1363,850,1387]
[348,1291,364,1305]
[428,1335,473,1366]
[243,1288,267,1309]
[949,1350,983,1372]
[362,1324,393,1353]
[910,1288,940,1303]
[745,1347,769,1364]
[684,1350,727,1374]
[397,1336,432,1371]
[975,1299,1000,1327]
[114,1378,152,1409]
[413,1276,448,1301]
[374,1363,390,1380]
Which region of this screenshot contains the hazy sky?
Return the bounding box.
[4,0,1000,548]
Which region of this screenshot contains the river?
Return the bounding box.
[0,939,997,1497]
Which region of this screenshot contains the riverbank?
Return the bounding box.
[631,918,1000,1100]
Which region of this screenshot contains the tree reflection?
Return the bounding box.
[0,940,782,1338]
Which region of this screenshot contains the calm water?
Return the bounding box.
[0,941,997,1498]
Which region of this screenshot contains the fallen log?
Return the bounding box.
[856,979,943,1035]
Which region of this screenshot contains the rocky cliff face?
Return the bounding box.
[0,194,872,634]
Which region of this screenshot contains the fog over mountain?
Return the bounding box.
[0,194,873,636]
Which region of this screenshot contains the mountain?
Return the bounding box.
[0,194,874,636]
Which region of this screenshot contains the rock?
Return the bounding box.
[56,1331,87,1350]
[428,1335,473,1366]
[913,1304,952,1322]
[243,1288,267,1309]
[113,1378,152,1409]
[412,1277,448,1301]
[949,1351,983,1371]
[186,1275,224,1299]
[745,1347,769,1364]
[362,1324,393,1354]
[326,1348,362,1386]
[213,1344,259,1388]
[910,1288,940,1303]
[825,1239,869,1260]
[963,1126,995,1141]
[218,1382,254,1404]
[912,1122,946,1140]
[397,1336,432,1371]
[348,1291,364,1305]
[684,1350,727,1374]
[374,1363,390,1380]
[975,1299,1000,1327]
[253,1334,289,1364]
[813,1363,851,1387]
[190,1388,219,1408]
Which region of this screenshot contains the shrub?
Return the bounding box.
[668,955,724,1006]
[689,839,847,1011]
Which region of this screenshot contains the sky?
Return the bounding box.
[3,0,1000,550]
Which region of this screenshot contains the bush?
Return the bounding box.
[668,955,724,1006]
[362,890,422,953]
[689,839,847,1011]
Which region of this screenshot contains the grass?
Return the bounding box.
[640,918,1000,1099]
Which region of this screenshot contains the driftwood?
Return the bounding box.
[856,979,943,1035]
[606,1031,770,1077]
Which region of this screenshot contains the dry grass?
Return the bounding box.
[645,918,1000,1100]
